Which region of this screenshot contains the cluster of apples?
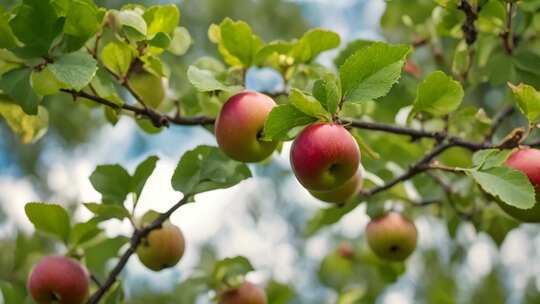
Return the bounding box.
[215,91,419,262]
[215,91,362,204]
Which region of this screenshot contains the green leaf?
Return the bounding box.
[291,28,340,63]
[168,27,192,55]
[143,4,180,38]
[9,0,62,57]
[83,203,130,221]
[0,68,41,115]
[63,0,104,51]
[212,256,254,287]
[413,71,464,116]
[508,83,540,123]
[89,165,132,204]
[263,104,318,141]
[171,145,252,195]
[24,202,71,242]
[90,67,123,105]
[215,18,264,67]
[101,41,137,77]
[477,0,506,34]
[0,7,18,49]
[115,9,147,39]
[132,156,158,201]
[266,280,295,304]
[49,52,97,91]
[0,281,26,304]
[334,39,374,67]
[70,219,102,246]
[31,67,65,96]
[0,100,48,144]
[85,236,129,276]
[468,167,536,209]
[472,149,512,169]
[187,65,229,92]
[148,32,171,49]
[289,88,329,118]
[305,202,359,237]
[313,73,341,115]
[340,42,411,103]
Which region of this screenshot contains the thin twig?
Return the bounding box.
[501,2,516,55]
[359,142,453,197]
[90,274,103,288]
[87,195,191,303]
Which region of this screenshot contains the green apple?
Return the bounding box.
[137,221,186,271]
[366,212,417,262]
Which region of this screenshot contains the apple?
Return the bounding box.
[498,148,540,222]
[366,212,417,261]
[137,221,186,271]
[215,91,279,162]
[219,281,267,304]
[290,122,360,191]
[309,171,362,204]
[336,242,355,260]
[128,70,166,109]
[27,256,89,304]
[506,148,540,187]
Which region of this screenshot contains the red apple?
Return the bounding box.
[27,256,89,304]
[506,148,540,187]
[137,221,186,271]
[366,212,417,261]
[215,91,278,162]
[219,281,267,304]
[336,242,355,260]
[498,148,540,222]
[309,171,362,204]
[290,122,360,191]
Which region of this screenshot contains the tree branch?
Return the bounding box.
[342,118,495,151]
[359,142,453,197]
[87,195,192,303]
[61,89,215,127]
[458,0,478,46]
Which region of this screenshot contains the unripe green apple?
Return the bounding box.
[128,71,166,109]
[27,256,89,304]
[290,122,360,191]
[215,91,279,163]
[366,212,417,262]
[136,221,186,271]
[219,281,267,304]
[309,172,362,204]
[497,148,540,222]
